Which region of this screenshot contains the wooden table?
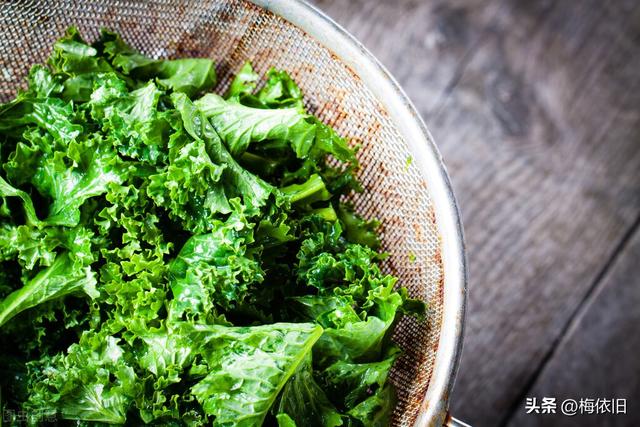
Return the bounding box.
[310,1,640,426]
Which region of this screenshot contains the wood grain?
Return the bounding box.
[508,225,640,427]
[310,1,640,426]
[311,0,501,116]
[435,1,640,425]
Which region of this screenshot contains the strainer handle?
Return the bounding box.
[445,416,472,427]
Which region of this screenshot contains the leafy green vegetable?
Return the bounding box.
[0,27,425,426]
[347,384,396,427]
[256,68,305,109]
[277,357,343,427]
[168,210,263,318]
[190,322,322,426]
[141,58,216,97]
[38,140,126,227]
[196,93,317,158]
[100,29,216,97]
[0,253,98,327]
[25,330,138,424]
[226,62,260,99]
[323,348,399,409]
[0,174,41,226]
[170,92,275,218]
[276,413,298,427]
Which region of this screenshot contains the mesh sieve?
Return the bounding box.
[0,1,466,425]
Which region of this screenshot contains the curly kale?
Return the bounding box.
[0,27,424,427]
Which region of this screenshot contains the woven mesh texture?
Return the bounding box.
[0,1,445,425]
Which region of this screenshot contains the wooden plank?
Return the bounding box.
[311,0,640,426]
[507,225,640,427]
[437,1,640,425]
[311,0,502,116]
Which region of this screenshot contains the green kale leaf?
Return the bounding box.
[0,28,426,427]
[0,252,98,327]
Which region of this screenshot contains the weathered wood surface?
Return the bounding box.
[509,225,640,427]
[310,0,640,426]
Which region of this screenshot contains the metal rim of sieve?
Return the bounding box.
[251,1,468,425]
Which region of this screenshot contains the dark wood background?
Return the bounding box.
[309,1,640,426]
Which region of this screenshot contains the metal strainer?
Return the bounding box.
[0,1,467,425]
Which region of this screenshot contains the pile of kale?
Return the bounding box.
[0,28,422,426]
